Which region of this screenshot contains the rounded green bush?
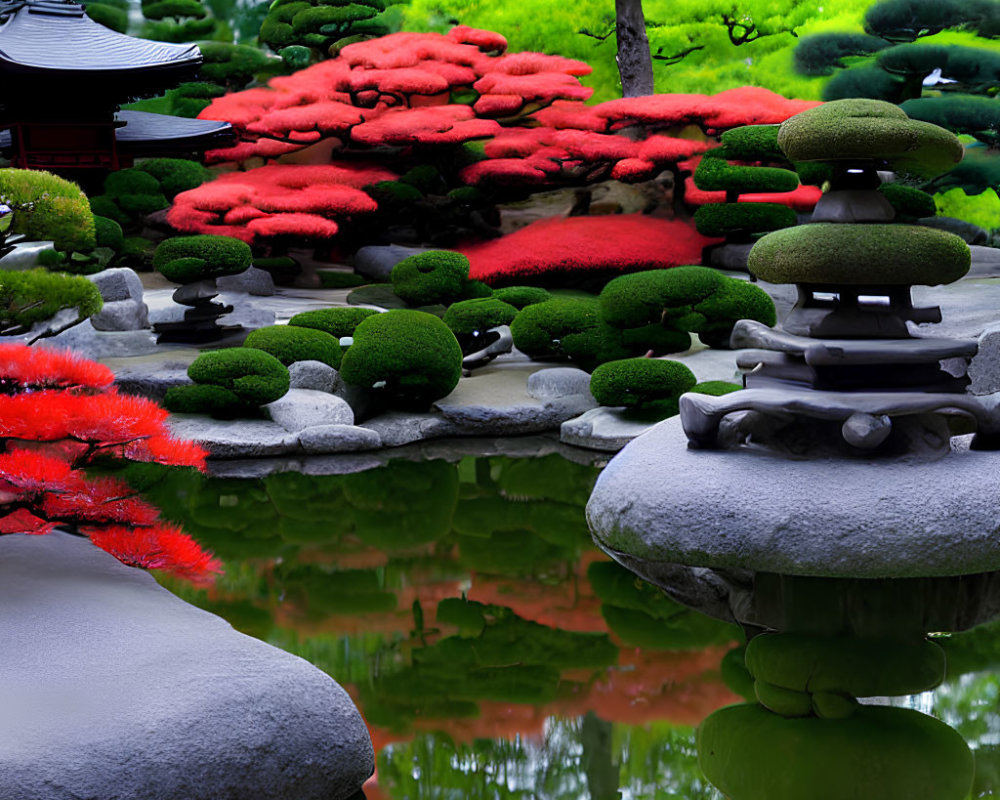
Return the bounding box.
[510,297,632,371]
[288,307,380,338]
[620,323,692,355]
[85,2,128,31]
[391,250,472,306]
[0,168,95,252]
[878,182,937,218]
[154,234,253,284]
[698,703,973,800]
[137,158,212,199]
[493,285,552,309]
[590,358,697,409]
[0,268,102,331]
[748,223,970,285]
[244,324,343,368]
[694,153,799,194]
[720,124,783,160]
[163,383,243,416]
[600,267,725,329]
[443,297,518,336]
[339,309,463,409]
[93,215,124,252]
[184,347,290,408]
[694,202,797,238]
[89,195,129,227]
[777,99,964,179]
[103,168,169,216]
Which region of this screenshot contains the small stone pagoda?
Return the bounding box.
[0,0,231,176]
[587,100,1000,800]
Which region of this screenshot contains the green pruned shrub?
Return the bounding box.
[137,158,213,199]
[694,202,797,238]
[391,250,478,306]
[288,307,379,338]
[84,1,128,31]
[878,182,937,218]
[0,169,95,252]
[492,285,552,309]
[103,168,169,216]
[154,235,252,284]
[694,151,799,195]
[196,42,273,89]
[339,309,463,409]
[510,296,632,371]
[443,297,518,336]
[165,347,290,417]
[793,33,892,77]
[244,324,343,369]
[93,215,124,252]
[0,268,102,333]
[720,125,784,160]
[89,194,129,227]
[119,236,156,271]
[590,358,697,413]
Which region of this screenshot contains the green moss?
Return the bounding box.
[600,267,724,329]
[777,98,964,179]
[698,703,973,800]
[0,169,95,252]
[288,306,379,338]
[85,2,128,31]
[878,182,937,218]
[164,383,244,416]
[748,223,970,285]
[0,268,102,331]
[492,285,552,309]
[196,42,272,88]
[443,297,518,336]
[391,250,472,306]
[694,202,797,238]
[88,195,129,227]
[510,296,632,371]
[136,158,213,199]
[691,380,742,396]
[589,358,696,409]
[339,309,463,409]
[720,124,784,160]
[103,168,168,216]
[694,152,799,194]
[170,347,290,417]
[154,235,252,283]
[93,215,124,252]
[244,324,343,368]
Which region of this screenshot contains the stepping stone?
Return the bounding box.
[0,532,373,800]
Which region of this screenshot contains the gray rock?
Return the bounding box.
[167,415,300,458]
[560,407,659,452]
[0,531,373,800]
[969,245,1000,279]
[298,424,382,453]
[289,360,342,393]
[434,394,595,435]
[360,410,458,447]
[527,367,593,401]
[587,416,1000,579]
[265,389,354,432]
[88,267,145,303]
[114,362,192,403]
[707,243,754,271]
[40,319,159,359]
[217,266,276,296]
[0,240,52,271]
[217,300,276,330]
[353,245,433,282]
[90,298,150,331]
[970,322,1000,395]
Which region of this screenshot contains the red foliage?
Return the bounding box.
[350,105,501,146]
[0,344,218,582]
[460,215,719,284]
[446,25,507,53]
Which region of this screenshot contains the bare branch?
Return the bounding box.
[652,44,705,65]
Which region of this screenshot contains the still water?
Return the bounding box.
[130,451,1000,799]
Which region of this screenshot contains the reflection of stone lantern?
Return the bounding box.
[587,100,1000,800]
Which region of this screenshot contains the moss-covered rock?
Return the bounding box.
[244,324,343,368]
[153,234,253,284]
[165,347,290,417]
[692,380,742,396]
[748,223,970,285]
[391,250,476,306]
[694,202,797,238]
[510,296,632,371]
[492,285,552,309]
[288,307,380,339]
[698,703,973,800]
[777,98,964,179]
[589,358,697,410]
[443,297,518,336]
[339,309,463,409]
[0,268,102,332]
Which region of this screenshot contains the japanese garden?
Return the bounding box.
[4,0,1000,797]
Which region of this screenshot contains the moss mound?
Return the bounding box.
[878,182,937,218]
[244,324,343,368]
[443,297,518,336]
[0,268,102,332]
[492,285,552,309]
[0,168,95,252]
[510,296,632,371]
[391,250,480,306]
[590,358,696,410]
[748,223,970,285]
[694,202,797,238]
[165,347,290,417]
[778,98,964,179]
[153,235,253,284]
[288,307,380,339]
[339,309,463,409]
[698,703,973,800]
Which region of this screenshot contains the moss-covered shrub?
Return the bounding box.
[153,234,253,284]
[878,182,937,218]
[443,297,518,336]
[510,296,633,371]
[244,324,343,368]
[492,285,552,309]
[164,347,290,417]
[694,202,797,238]
[339,309,463,409]
[288,307,380,338]
[589,358,697,413]
[85,0,129,31]
[92,161,213,227]
[136,158,213,200]
[391,250,485,306]
[692,380,742,396]
[93,215,124,252]
[103,168,169,215]
[0,268,102,333]
[694,151,799,195]
[0,168,95,252]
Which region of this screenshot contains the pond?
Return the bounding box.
[129,449,1000,799]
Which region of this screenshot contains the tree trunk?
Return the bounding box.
[615,0,654,97]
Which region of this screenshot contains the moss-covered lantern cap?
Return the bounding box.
[777,99,964,180]
[748,223,970,286]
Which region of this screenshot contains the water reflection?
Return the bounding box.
[119,454,1000,799]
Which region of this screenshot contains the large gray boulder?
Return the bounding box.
[0,532,373,800]
[88,268,150,332]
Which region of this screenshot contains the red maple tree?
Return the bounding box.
[0,344,220,582]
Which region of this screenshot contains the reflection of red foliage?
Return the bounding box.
[0,344,218,582]
[460,215,718,285]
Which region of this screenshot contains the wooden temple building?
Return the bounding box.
[0,0,231,177]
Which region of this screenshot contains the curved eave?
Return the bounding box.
[114,110,234,151]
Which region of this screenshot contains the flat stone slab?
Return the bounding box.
[587,416,1000,579]
[0,532,373,800]
[560,407,658,452]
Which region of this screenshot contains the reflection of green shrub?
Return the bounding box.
[244,324,343,368]
[165,348,290,417]
[278,565,397,616]
[288,307,379,338]
[496,454,600,506]
[453,495,589,554]
[457,529,570,574]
